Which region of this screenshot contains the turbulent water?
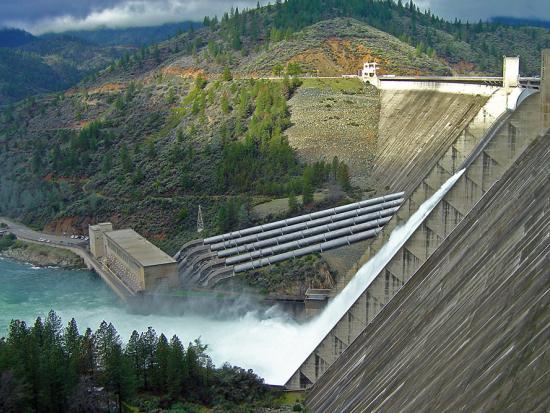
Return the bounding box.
[0,170,464,385]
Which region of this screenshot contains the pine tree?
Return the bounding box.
[153,334,170,391]
[120,144,132,173]
[288,192,299,213]
[166,336,186,399]
[222,66,233,81]
[337,162,351,190]
[302,181,314,205]
[105,342,135,413]
[125,330,142,387]
[139,327,158,391]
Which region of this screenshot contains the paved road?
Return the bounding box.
[0,217,88,248]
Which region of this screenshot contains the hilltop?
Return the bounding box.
[2,0,549,105]
[0,35,126,105]
[0,23,196,106]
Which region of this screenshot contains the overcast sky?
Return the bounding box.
[1,0,549,35]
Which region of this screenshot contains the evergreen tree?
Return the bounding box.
[222,66,233,81]
[166,336,187,400]
[120,144,132,173]
[302,181,314,205]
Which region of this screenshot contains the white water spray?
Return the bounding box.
[0,170,465,385]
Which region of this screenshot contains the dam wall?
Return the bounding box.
[378,78,499,96]
[321,90,490,277]
[331,87,515,291]
[306,133,549,412]
[372,90,489,194]
[285,92,541,390]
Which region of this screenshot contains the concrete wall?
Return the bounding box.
[542,49,550,135]
[89,222,113,258]
[372,91,490,194]
[306,133,549,412]
[328,87,511,292]
[285,92,541,390]
[104,235,146,290]
[503,55,520,90]
[378,79,499,96]
[144,262,179,290]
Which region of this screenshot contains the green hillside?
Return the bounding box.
[0,36,128,105]
[0,0,547,295]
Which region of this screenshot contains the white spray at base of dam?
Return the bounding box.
[0,170,465,385]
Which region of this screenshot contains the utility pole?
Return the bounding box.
[197,205,204,233]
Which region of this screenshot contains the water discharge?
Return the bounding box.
[0,170,464,385]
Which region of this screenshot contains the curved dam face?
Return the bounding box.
[306,133,549,413]
[321,90,489,282]
[372,90,488,193]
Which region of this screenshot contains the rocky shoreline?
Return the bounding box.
[0,243,85,269]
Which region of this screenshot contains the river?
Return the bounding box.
[0,256,303,384]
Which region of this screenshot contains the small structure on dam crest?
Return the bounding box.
[89,223,178,293]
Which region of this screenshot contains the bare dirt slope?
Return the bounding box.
[286,78,380,189]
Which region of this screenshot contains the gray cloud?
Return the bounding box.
[414,0,550,22]
[1,0,262,34]
[2,0,549,35]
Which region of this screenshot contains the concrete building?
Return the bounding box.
[89,222,113,258]
[361,62,379,84]
[89,224,178,292]
[503,55,520,91]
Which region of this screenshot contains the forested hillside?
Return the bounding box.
[0,0,548,295]
[0,24,196,106]
[0,28,36,48]
[2,1,549,105]
[0,35,126,105]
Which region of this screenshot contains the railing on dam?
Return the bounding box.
[376,75,539,89]
[176,193,404,287]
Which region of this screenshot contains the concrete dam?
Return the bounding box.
[289,54,549,411]
[285,58,544,390]
[306,131,549,413]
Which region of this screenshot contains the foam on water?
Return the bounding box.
[0,170,464,384]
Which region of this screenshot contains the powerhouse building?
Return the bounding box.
[89,223,177,292]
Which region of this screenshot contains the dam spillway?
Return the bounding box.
[285,88,542,389]
[307,132,549,413]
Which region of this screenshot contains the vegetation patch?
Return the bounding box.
[0,311,281,412]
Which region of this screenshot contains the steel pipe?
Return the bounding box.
[225,217,391,265]
[233,228,382,273]
[217,210,397,259]
[210,199,403,251]
[203,192,404,244]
